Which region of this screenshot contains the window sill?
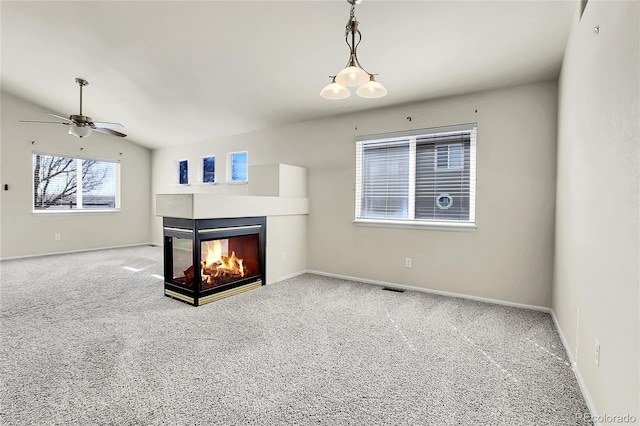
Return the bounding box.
[33,209,121,215]
[168,181,247,186]
[353,218,476,232]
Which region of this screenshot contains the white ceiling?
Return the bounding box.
[1,1,576,149]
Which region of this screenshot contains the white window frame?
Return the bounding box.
[32,152,121,214]
[354,123,476,231]
[227,151,248,183]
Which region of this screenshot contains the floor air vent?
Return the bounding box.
[382,286,405,293]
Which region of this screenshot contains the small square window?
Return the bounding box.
[202,156,215,183]
[436,143,463,170]
[436,146,449,169]
[179,160,189,185]
[449,144,463,168]
[228,151,248,182]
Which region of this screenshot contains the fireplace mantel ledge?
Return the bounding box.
[155,194,309,220]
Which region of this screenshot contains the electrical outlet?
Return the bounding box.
[594,340,600,366]
[281,251,286,261]
[405,258,412,268]
[55,234,61,241]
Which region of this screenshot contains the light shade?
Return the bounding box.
[69,126,92,138]
[320,81,351,100]
[335,66,369,87]
[356,77,388,99]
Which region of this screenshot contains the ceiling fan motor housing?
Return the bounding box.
[70,114,92,125]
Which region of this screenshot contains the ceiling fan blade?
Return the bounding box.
[20,120,72,125]
[91,121,124,129]
[46,112,74,123]
[92,127,127,138]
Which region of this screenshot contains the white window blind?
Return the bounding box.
[33,153,120,211]
[356,139,410,220]
[355,123,476,228]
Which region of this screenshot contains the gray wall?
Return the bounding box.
[152,81,558,308]
[0,91,152,258]
[553,0,639,419]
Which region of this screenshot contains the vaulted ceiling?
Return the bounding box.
[1,1,576,149]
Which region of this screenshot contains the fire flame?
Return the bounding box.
[205,240,223,267]
[201,240,245,284]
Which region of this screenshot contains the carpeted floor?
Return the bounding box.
[0,246,592,425]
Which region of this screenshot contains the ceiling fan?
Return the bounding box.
[21,78,126,139]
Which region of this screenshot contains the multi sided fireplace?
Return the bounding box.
[163,216,266,306]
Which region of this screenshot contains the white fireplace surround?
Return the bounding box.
[156,164,309,285]
[155,193,308,220]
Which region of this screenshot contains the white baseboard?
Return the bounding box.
[549,310,600,425]
[0,242,159,261]
[306,269,550,312]
[273,270,308,283]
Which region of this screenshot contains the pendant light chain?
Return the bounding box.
[347,2,356,34]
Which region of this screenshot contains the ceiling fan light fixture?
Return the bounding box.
[69,126,91,138]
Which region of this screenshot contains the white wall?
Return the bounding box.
[266,215,307,284]
[152,81,558,307]
[553,0,639,420]
[0,91,152,258]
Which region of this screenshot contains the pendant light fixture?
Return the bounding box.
[320,0,387,100]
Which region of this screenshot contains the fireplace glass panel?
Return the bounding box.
[172,236,194,288]
[200,234,260,290]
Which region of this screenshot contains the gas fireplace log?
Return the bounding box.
[214,267,243,277]
[202,266,221,276]
[184,265,195,284]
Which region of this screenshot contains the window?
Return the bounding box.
[32,153,120,211]
[436,143,463,170]
[355,123,476,228]
[228,151,248,182]
[179,160,189,185]
[202,156,215,183]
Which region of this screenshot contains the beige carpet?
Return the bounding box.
[0,246,592,425]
